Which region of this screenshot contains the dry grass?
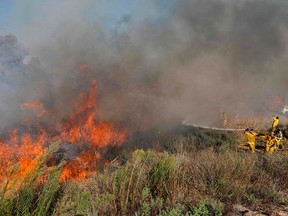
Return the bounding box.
[52,147,288,215]
[1,126,288,215]
[177,150,256,202]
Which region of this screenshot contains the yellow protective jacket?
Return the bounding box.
[265,135,277,153]
[244,131,258,144]
[272,117,279,128]
[265,135,274,147]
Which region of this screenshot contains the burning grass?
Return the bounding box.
[0,77,288,215]
[0,142,62,216]
[0,80,128,184]
[1,125,287,215]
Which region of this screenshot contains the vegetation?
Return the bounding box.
[1,125,288,215]
[0,142,63,216]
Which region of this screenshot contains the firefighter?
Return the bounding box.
[265,133,276,153]
[221,111,228,127]
[271,116,279,132]
[244,128,258,152]
[265,129,283,153]
[274,129,283,149]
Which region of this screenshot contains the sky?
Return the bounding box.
[0,0,13,33]
[0,0,176,41]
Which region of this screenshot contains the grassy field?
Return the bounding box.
[1,125,288,215]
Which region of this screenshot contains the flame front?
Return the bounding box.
[0,79,127,184]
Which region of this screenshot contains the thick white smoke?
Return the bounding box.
[1,0,288,131]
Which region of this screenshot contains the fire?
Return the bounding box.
[57,80,127,181]
[0,79,127,185]
[21,101,43,109]
[0,130,46,182]
[77,64,96,79]
[21,101,48,118]
[60,151,101,181]
[78,63,95,72]
[270,95,284,110]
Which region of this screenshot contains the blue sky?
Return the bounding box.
[0,0,176,37]
[0,0,13,33]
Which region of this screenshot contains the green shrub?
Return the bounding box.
[53,150,177,215]
[244,194,260,205]
[190,199,224,216]
[157,207,189,216]
[149,152,179,202]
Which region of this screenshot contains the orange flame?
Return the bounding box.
[21,101,49,118]
[0,79,127,185]
[21,101,44,110]
[0,129,46,184]
[78,64,95,72]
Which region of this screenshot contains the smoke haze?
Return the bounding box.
[1,0,288,131]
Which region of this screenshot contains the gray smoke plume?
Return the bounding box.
[0,34,28,127]
[1,0,288,131]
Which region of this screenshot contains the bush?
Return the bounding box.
[189,199,224,216]
[53,150,179,215]
[149,152,178,202]
[177,149,256,203]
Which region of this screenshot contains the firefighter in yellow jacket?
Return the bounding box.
[244,128,258,152]
[272,116,279,132]
[265,133,276,153]
[265,129,283,153]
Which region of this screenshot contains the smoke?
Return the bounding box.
[0,34,27,127]
[1,0,288,131]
